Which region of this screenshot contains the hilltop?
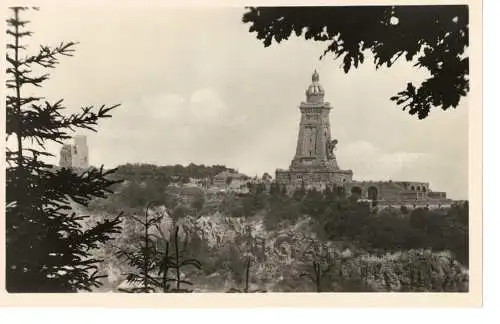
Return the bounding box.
[78,163,470,292]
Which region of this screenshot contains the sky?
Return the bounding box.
[10,6,469,200]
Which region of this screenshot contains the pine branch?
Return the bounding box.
[9,100,121,147]
[6,6,125,292]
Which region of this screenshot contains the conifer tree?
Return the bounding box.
[5,7,123,292]
[116,202,162,293]
[300,260,327,292]
[166,225,202,292]
[117,203,202,293]
[227,256,252,293]
[227,225,266,293]
[299,240,333,292]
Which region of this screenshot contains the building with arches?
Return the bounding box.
[275,71,451,209]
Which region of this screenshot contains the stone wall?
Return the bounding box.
[428,191,447,199]
[375,200,454,211]
[275,169,353,188]
[343,181,431,201]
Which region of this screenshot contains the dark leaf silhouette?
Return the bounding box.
[242,5,469,119]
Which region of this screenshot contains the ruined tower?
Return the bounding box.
[59,135,89,169]
[276,70,353,190]
[59,144,72,168]
[72,135,89,169]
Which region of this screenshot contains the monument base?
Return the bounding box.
[275,167,353,191]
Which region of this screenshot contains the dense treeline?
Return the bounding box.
[5,7,122,292]
[91,173,469,269]
[90,163,233,212]
[112,163,236,183]
[88,177,205,219]
[223,183,469,266]
[104,179,468,292]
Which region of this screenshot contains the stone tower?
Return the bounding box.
[291,70,339,171]
[71,135,89,169]
[59,144,72,168]
[275,70,353,190]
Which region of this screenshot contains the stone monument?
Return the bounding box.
[276,70,353,190]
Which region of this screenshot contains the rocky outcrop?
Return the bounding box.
[80,204,468,293]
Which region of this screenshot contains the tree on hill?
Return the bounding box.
[152,224,202,293]
[301,188,325,217]
[191,193,205,215]
[117,202,202,293]
[5,7,123,292]
[292,182,306,201]
[242,5,468,119]
[116,202,162,293]
[114,163,237,183]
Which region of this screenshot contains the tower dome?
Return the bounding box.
[305,69,325,103]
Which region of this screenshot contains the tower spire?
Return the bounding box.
[312,69,319,82]
[306,69,324,103]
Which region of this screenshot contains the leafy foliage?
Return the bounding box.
[242,5,469,119]
[87,179,467,292]
[89,176,203,219]
[5,7,122,292]
[224,224,267,293]
[265,195,302,230]
[218,184,268,218]
[226,256,262,293]
[319,202,469,266]
[114,163,236,183]
[262,187,468,266]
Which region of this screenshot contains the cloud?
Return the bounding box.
[337,140,431,181]
[334,140,466,199]
[88,87,250,166]
[189,88,228,122]
[106,88,239,131]
[189,88,250,130]
[26,7,467,200]
[138,93,187,120]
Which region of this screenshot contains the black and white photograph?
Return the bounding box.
[2,0,481,304]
